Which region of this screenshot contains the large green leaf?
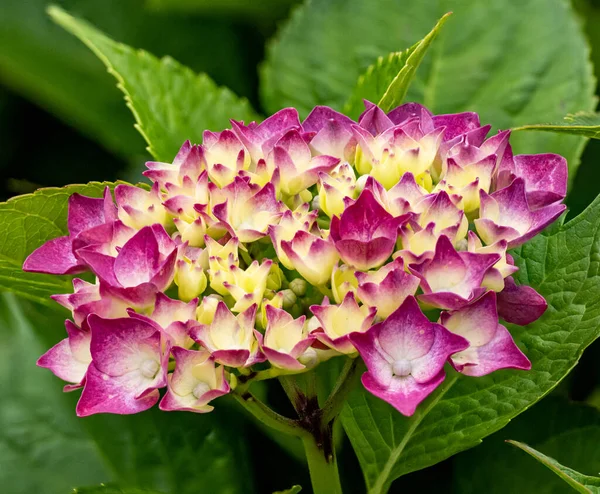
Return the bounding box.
[0,0,255,160]
[147,0,298,21]
[515,112,600,139]
[0,293,109,494]
[78,406,255,494]
[344,13,451,119]
[340,193,600,493]
[49,6,258,163]
[261,0,596,178]
[454,398,600,493]
[508,441,600,493]
[0,182,126,305]
[1,288,255,494]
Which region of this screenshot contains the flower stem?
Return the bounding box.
[302,429,343,494]
[322,357,361,423]
[231,390,305,437]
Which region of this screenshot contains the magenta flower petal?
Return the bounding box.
[37,320,91,389]
[432,112,481,141]
[68,188,116,237]
[262,305,313,370]
[303,106,357,161]
[355,257,420,318]
[159,347,229,413]
[23,236,85,275]
[231,108,301,160]
[358,103,395,135]
[190,302,263,368]
[496,276,548,325]
[330,189,408,270]
[349,296,468,416]
[410,235,500,310]
[76,315,168,416]
[387,102,433,126]
[309,292,376,354]
[513,154,567,209]
[475,178,566,248]
[281,230,339,286]
[440,291,530,376]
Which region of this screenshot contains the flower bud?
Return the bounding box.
[289,278,307,297]
[267,263,286,291]
[196,295,222,325]
[175,258,207,302]
[280,289,297,309]
[258,291,285,330]
[331,263,358,304]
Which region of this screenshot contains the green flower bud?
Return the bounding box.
[281,289,297,309]
[289,277,307,297]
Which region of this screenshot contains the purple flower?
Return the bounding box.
[496,153,567,209]
[281,230,339,286]
[129,292,198,348]
[37,320,91,391]
[475,178,566,248]
[261,306,315,370]
[212,176,284,243]
[77,224,178,308]
[496,276,548,325]
[144,140,204,192]
[349,296,468,416]
[330,189,410,270]
[52,278,130,329]
[355,257,420,319]
[160,347,230,413]
[440,291,531,376]
[302,106,357,162]
[409,235,500,310]
[310,292,376,354]
[76,315,169,416]
[231,108,302,163]
[268,129,340,196]
[23,187,117,275]
[190,302,263,368]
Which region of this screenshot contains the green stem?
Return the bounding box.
[322,357,360,423]
[302,431,343,494]
[231,390,305,437]
[278,374,305,414]
[316,284,335,299]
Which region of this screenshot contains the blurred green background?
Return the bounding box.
[1,0,600,493]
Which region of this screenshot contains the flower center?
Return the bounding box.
[140,359,160,379]
[392,358,412,377]
[192,382,211,399]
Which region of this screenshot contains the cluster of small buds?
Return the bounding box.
[25,101,565,417]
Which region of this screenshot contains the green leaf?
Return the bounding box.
[514,112,600,139]
[49,5,258,163]
[0,0,141,158]
[73,486,165,494]
[0,182,128,305]
[261,0,596,178]
[147,0,298,21]
[0,293,109,494]
[454,397,600,494]
[344,13,452,119]
[508,441,600,493]
[79,406,256,494]
[340,193,600,493]
[0,0,255,160]
[6,294,256,494]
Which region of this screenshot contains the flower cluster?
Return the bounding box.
[25,101,564,417]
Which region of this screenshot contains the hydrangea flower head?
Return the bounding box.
[25,101,565,417]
